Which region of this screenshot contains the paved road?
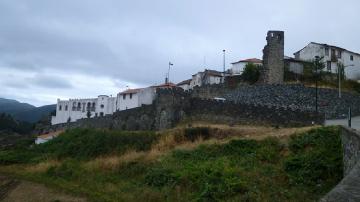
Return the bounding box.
[325,116,360,130]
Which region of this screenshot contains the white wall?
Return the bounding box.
[51,96,116,125]
[295,43,360,80]
[231,62,246,75]
[178,83,190,91]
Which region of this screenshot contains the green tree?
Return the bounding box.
[86,110,91,119]
[242,63,260,84]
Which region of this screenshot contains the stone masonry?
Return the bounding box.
[259,30,285,84]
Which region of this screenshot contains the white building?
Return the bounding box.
[190,69,223,89]
[116,87,156,111]
[294,42,360,80]
[177,79,192,91]
[51,95,116,125]
[51,84,173,125]
[230,58,263,75]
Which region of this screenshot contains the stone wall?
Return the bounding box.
[221,84,360,119]
[321,127,360,202]
[259,30,284,84]
[187,98,323,126]
[41,86,325,134]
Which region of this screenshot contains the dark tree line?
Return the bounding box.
[0,113,33,135]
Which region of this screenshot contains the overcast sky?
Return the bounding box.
[1,0,359,106]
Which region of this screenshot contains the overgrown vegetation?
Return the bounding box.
[0,126,343,201]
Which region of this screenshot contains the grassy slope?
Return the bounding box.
[0,125,343,202]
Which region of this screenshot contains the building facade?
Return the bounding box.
[177,79,192,91]
[190,69,223,89]
[116,87,156,111]
[294,42,360,80]
[51,95,116,125]
[230,58,262,75]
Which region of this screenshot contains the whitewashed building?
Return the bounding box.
[51,95,116,125]
[190,69,223,88]
[230,58,263,75]
[50,84,177,125]
[116,87,156,111]
[294,42,360,80]
[177,79,192,91]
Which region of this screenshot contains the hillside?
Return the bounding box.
[0,98,55,123]
[0,98,35,115]
[0,125,343,201]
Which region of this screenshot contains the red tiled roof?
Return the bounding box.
[231,58,262,64]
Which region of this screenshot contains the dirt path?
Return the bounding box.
[0,175,86,202]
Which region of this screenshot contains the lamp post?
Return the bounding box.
[167,62,173,84]
[222,50,226,83]
[338,63,354,98]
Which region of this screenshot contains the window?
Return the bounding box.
[100,104,104,109]
[327,61,331,71]
[350,55,354,61]
[100,112,104,117]
[325,48,329,56]
[130,93,133,99]
[65,105,68,111]
[123,94,126,100]
[337,50,342,58]
[59,105,62,111]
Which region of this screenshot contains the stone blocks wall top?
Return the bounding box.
[260,30,285,84]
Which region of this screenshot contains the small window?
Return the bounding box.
[65,105,68,111]
[325,48,329,56]
[123,94,126,99]
[100,112,104,117]
[59,105,62,111]
[327,61,331,71]
[350,55,354,61]
[130,93,133,99]
[100,104,104,109]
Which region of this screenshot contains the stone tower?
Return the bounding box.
[259,31,284,84]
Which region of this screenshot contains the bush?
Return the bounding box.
[46,159,83,180]
[0,150,39,164]
[284,126,343,186]
[145,167,179,187]
[35,128,159,160]
[242,63,260,84]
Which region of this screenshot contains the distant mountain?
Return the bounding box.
[0,98,36,114]
[0,98,56,123]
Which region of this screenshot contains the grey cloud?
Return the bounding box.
[29,74,73,89]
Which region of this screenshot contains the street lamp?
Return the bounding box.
[222,50,226,83]
[338,63,354,98]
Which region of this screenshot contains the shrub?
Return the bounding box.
[35,129,159,160]
[145,167,178,187]
[242,63,260,84]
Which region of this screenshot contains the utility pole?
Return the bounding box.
[223,50,226,83]
[338,63,354,98]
